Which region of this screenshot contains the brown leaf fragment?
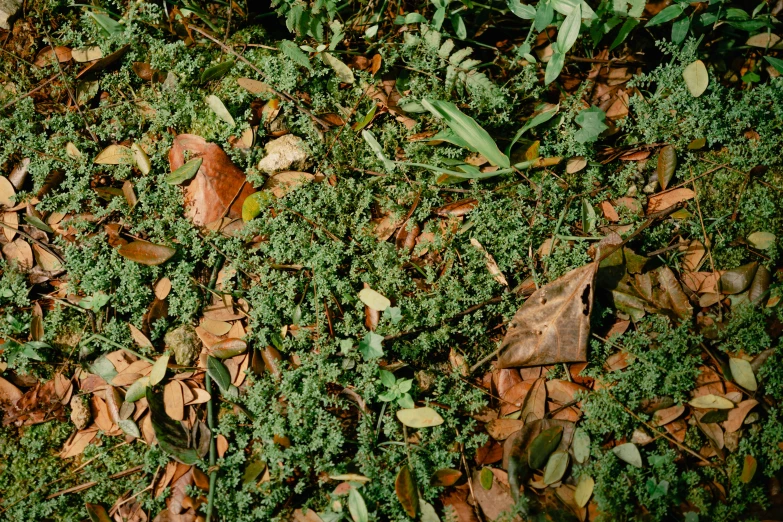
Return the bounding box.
[434,198,478,217]
[118,241,176,266]
[652,404,685,427]
[519,377,547,422]
[471,469,515,521]
[498,261,598,368]
[486,418,525,441]
[168,134,256,226]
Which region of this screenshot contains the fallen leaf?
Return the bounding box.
[60,428,98,458]
[236,77,273,94]
[652,404,685,427]
[724,399,758,433]
[168,134,256,226]
[396,407,444,428]
[94,144,133,165]
[72,46,103,62]
[0,375,23,403]
[395,465,418,517]
[566,156,587,174]
[719,262,758,294]
[657,145,676,190]
[683,60,709,97]
[206,95,236,125]
[471,469,515,520]
[574,474,594,507]
[741,455,757,483]
[165,158,203,185]
[32,244,63,272]
[117,241,176,266]
[3,239,34,269]
[431,468,462,487]
[146,387,200,464]
[612,443,642,468]
[210,338,248,359]
[572,428,590,463]
[528,426,563,470]
[520,377,547,422]
[498,261,598,368]
[647,188,694,213]
[358,287,390,311]
[729,358,757,391]
[689,394,734,409]
[486,418,525,441]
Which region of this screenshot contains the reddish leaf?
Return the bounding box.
[117,241,176,266]
[395,465,418,517]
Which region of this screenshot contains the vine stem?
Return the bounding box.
[205,373,218,522]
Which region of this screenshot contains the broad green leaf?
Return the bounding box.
[117,419,140,438]
[362,130,395,172]
[534,1,554,31]
[321,52,355,84]
[646,4,684,26]
[200,60,235,83]
[551,0,595,19]
[508,0,536,19]
[242,190,274,222]
[422,99,509,168]
[574,106,608,143]
[87,11,123,36]
[419,499,441,522]
[358,287,390,311]
[165,158,203,185]
[347,488,368,522]
[573,427,590,463]
[149,355,169,386]
[747,231,775,250]
[207,356,232,393]
[729,358,757,391]
[557,4,582,54]
[146,387,200,464]
[574,475,594,507]
[543,451,569,485]
[671,17,690,44]
[395,465,418,517]
[379,370,396,388]
[359,331,384,360]
[765,56,783,74]
[545,51,566,85]
[125,376,149,402]
[25,215,53,233]
[689,394,734,409]
[507,104,558,154]
[396,407,444,428]
[683,60,709,97]
[206,95,236,126]
[657,145,677,190]
[451,13,467,39]
[242,456,267,485]
[528,426,563,469]
[581,199,596,234]
[279,40,313,71]
[612,443,642,468]
[610,18,639,50]
[646,478,669,500]
[479,467,493,489]
[90,355,118,382]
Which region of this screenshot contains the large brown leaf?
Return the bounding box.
[498,261,598,368]
[168,134,256,226]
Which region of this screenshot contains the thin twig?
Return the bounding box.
[46,466,144,499]
[0,73,60,112]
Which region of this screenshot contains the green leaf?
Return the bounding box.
[206,95,236,126]
[747,231,776,250]
[79,292,110,311]
[543,451,569,485]
[534,1,554,32]
[117,419,141,438]
[149,355,169,386]
[646,478,669,500]
[362,130,395,172]
[574,106,608,143]
[125,376,149,402]
[165,158,203,185]
[87,11,123,36]
[90,355,118,382]
[612,443,643,468]
[528,426,563,469]
[347,488,368,522]
[420,499,441,522]
[479,467,493,489]
[379,369,396,388]
[24,215,53,233]
[507,104,559,154]
[545,51,566,85]
[764,56,783,74]
[422,99,509,168]
[398,393,415,409]
[671,17,690,44]
[207,356,232,393]
[397,379,413,393]
[683,60,709,97]
[581,199,597,234]
[359,331,384,360]
[321,52,355,84]
[572,427,590,463]
[610,18,639,51]
[508,0,536,19]
[279,40,313,71]
[557,4,582,54]
[383,306,402,324]
[395,465,419,517]
[242,190,274,222]
[689,394,735,409]
[146,387,200,464]
[200,60,235,83]
[646,4,684,26]
[729,358,757,391]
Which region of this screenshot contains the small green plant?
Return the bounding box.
[377,369,415,409]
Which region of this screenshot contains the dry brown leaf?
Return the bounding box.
[520,377,547,422]
[724,399,758,433]
[155,461,178,498]
[155,278,172,300]
[0,375,23,403]
[163,381,185,421]
[60,427,99,458]
[652,404,685,427]
[600,201,619,222]
[1,211,18,241]
[217,434,229,457]
[200,318,232,336]
[441,485,479,522]
[647,188,695,214]
[2,239,34,269]
[169,134,256,226]
[169,468,193,515]
[499,380,532,416]
[91,395,114,432]
[471,469,516,521]
[264,171,315,199]
[129,324,153,348]
[545,380,587,404]
[498,261,598,368]
[682,240,706,272]
[0,176,15,208]
[32,244,63,272]
[485,418,525,441]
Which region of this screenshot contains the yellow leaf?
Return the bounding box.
[689,394,734,409]
[358,287,390,311]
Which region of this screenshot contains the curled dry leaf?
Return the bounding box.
[498,261,598,368]
[470,238,508,286]
[117,241,176,266]
[169,134,256,226]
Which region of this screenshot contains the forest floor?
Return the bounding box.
[1,0,783,521]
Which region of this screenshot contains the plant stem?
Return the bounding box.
[205,372,218,522]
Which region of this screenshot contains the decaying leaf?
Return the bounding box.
[396,407,444,428]
[395,465,418,517]
[689,394,734,409]
[117,241,176,266]
[656,145,676,190]
[498,261,598,368]
[168,134,257,226]
[612,443,642,468]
